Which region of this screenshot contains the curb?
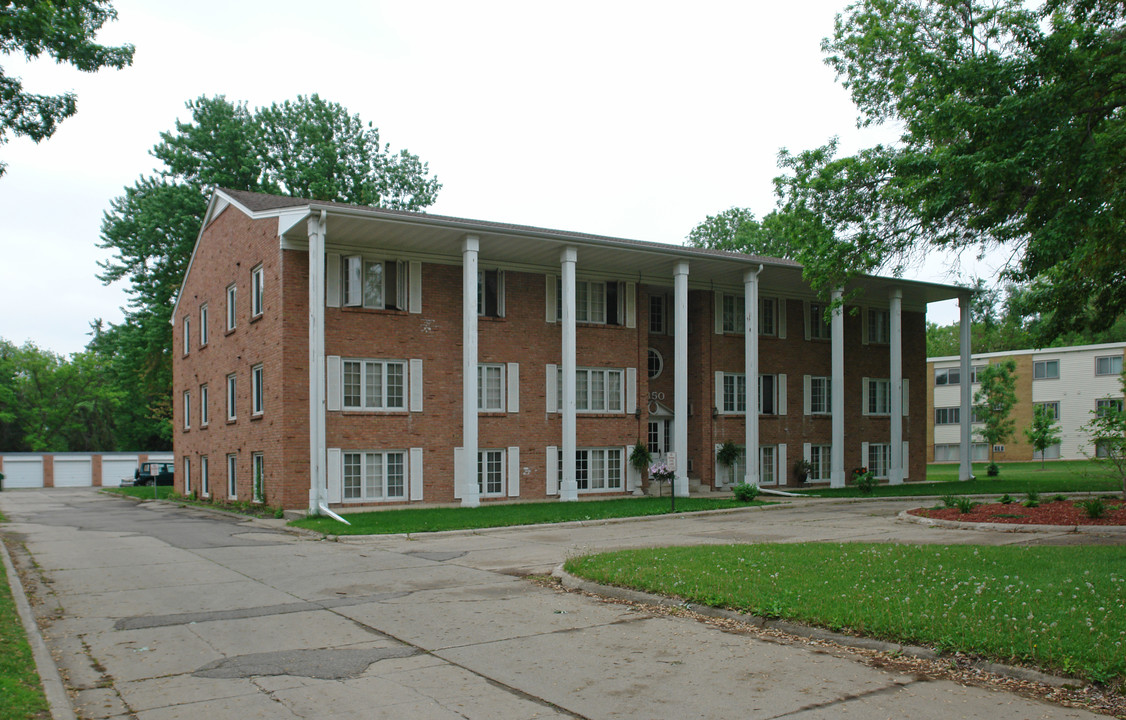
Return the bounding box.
[897,509,1126,534]
[551,565,1084,689]
[0,538,76,720]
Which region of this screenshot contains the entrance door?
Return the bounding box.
[647,419,672,463]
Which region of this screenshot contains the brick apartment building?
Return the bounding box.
[172,189,967,511]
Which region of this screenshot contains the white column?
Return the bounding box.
[889,288,904,485]
[307,212,327,513]
[560,247,579,501]
[461,236,481,507]
[830,289,846,488]
[959,293,974,481]
[674,261,690,497]
[744,268,761,486]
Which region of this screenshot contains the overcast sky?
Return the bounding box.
[0,0,997,356]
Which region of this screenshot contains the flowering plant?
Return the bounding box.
[851,466,877,495]
[648,462,675,484]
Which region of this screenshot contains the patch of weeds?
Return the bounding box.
[1023,490,1041,508]
[954,496,977,514]
[1052,494,1068,503]
[998,493,1013,505]
[1075,496,1107,519]
[940,494,958,509]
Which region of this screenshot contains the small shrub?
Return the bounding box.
[986,463,1000,477]
[1076,497,1107,519]
[273,506,285,519]
[1053,494,1068,503]
[852,468,878,495]
[998,493,1013,505]
[955,496,977,514]
[732,483,760,502]
[1023,490,1041,508]
[941,494,958,509]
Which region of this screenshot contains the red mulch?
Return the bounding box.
[910,498,1126,526]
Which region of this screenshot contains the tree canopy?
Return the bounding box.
[93,94,441,447]
[768,0,1125,341]
[0,0,134,176]
[686,207,799,259]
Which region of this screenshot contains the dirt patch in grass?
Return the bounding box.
[911,499,1126,525]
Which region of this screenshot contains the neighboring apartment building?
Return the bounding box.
[172,188,965,511]
[927,342,1126,462]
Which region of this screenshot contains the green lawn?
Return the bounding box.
[565,543,1126,685]
[793,460,1120,498]
[291,496,764,535]
[0,513,51,720]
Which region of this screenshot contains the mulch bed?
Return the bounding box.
[910,498,1126,525]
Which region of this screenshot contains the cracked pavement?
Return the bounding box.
[1,489,1118,719]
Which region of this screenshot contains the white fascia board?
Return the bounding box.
[928,340,1126,364]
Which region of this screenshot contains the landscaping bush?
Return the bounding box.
[999,493,1013,504]
[940,494,958,509]
[1023,490,1041,508]
[852,467,878,495]
[987,462,1001,477]
[954,496,977,514]
[1076,496,1107,519]
[732,483,760,502]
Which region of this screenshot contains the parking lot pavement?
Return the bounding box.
[1,489,1118,720]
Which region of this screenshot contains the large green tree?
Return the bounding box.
[1,0,133,176]
[973,359,1018,468]
[95,95,441,444]
[686,207,799,259]
[773,0,1126,341]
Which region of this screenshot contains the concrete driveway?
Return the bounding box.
[1,489,1118,719]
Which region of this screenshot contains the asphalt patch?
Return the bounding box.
[194,647,420,679]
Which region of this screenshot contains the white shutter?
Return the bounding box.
[410,359,423,412]
[507,362,520,413]
[803,375,811,416]
[625,444,638,491]
[409,261,422,313]
[453,447,464,499]
[714,372,724,414]
[861,442,870,470]
[326,253,341,308]
[497,270,506,318]
[326,356,342,411]
[625,282,636,328]
[344,256,362,306]
[777,374,787,415]
[545,274,557,323]
[409,447,423,500]
[861,307,869,345]
[803,443,811,463]
[546,364,558,413]
[507,447,520,497]
[902,441,909,479]
[326,448,342,504]
[714,292,724,334]
[777,444,787,486]
[777,298,787,339]
[902,378,910,416]
[625,367,637,414]
[546,446,559,495]
[397,260,408,311]
[861,377,870,416]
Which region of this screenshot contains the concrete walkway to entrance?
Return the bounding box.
[1,489,1120,719]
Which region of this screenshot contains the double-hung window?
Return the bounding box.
[343,451,406,501]
[200,455,209,497]
[342,359,405,411]
[183,457,191,494]
[199,304,208,346]
[478,364,505,411]
[868,309,890,344]
[251,264,264,317]
[722,294,744,334]
[809,376,831,414]
[758,374,777,415]
[759,297,776,336]
[1096,355,1123,376]
[560,448,623,492]
[251,364,264,416]
[809,302,831,340]
[251,453,264,502]
[1096,398,1124,417]
[722,373,746,414]
[183,316,190,355]
[478,449,505,496]
[760,446,776,485]
[342,257,408,310]
[556,279,625,325]
[183,390,190,429]
[1035,401,1060,421]
[1033,360,1059,380]
[565,367,623,412]
[868,443,891,478]
[934,368,959,386]
[866,378,891,415]
[227,454,237,498]
[649,295,666,333]
[226,284,237,331]
[934,407,959,425]
[226,373,237,421]
[478,269,504,318]
[200,384,209,427]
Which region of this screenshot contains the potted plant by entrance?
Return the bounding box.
[629,442,652,495]
[793,459,813,485]
[716,441,740,486]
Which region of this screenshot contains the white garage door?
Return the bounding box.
[3,458,44,488]
[54,457,93,487]
[101,457,139,488]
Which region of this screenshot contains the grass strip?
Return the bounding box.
[0,519,51,720]
[565,543,1126,685]
[291,497,764,535]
